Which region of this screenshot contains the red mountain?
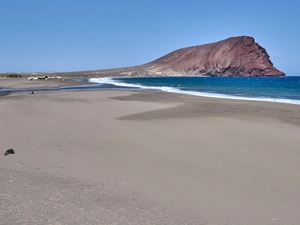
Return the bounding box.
[47,36,284,77]
[145,36,284,76]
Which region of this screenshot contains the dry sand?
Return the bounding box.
[0,77,88,89]
[1,79,300,224]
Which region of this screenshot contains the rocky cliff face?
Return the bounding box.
[146,36,284,76]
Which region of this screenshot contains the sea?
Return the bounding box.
[1,76,300,105]
[90,76,300,105]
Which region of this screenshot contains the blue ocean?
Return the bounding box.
[90,76,300,105]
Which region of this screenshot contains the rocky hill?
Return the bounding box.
[144,36,284,76]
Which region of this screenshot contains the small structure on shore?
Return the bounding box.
[27,75,60,81]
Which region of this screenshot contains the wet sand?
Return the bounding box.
[1,79,300,224]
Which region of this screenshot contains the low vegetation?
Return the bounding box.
[1,73,23,78]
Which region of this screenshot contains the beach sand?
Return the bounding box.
[0,77,89,89]
[1,79,300,224]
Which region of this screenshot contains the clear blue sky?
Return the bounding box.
[1,0,299,75]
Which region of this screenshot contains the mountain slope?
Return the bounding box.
[144,36,284,76]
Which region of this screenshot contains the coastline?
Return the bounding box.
[0,77,90,89]
[2,76,300,106]
[93,76,300,105]
[1,79,300,224]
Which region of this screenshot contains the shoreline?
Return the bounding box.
[91,76,300,106]
[2,77,300,106]
[1,84,300,224]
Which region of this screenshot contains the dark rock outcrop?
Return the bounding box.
[4,148,14,156]
[146,36,285,76]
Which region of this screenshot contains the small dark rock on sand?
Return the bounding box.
[4,149,15,156]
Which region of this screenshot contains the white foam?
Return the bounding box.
[180,89,300,105]
[90,77,140,88]
[89,77,300,105]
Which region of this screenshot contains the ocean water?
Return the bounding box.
[90,76,300,105]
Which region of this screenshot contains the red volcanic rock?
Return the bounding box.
[148,36,285,76]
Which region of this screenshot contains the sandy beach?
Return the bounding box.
[0,77,89,89]
[1,79,300,224]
